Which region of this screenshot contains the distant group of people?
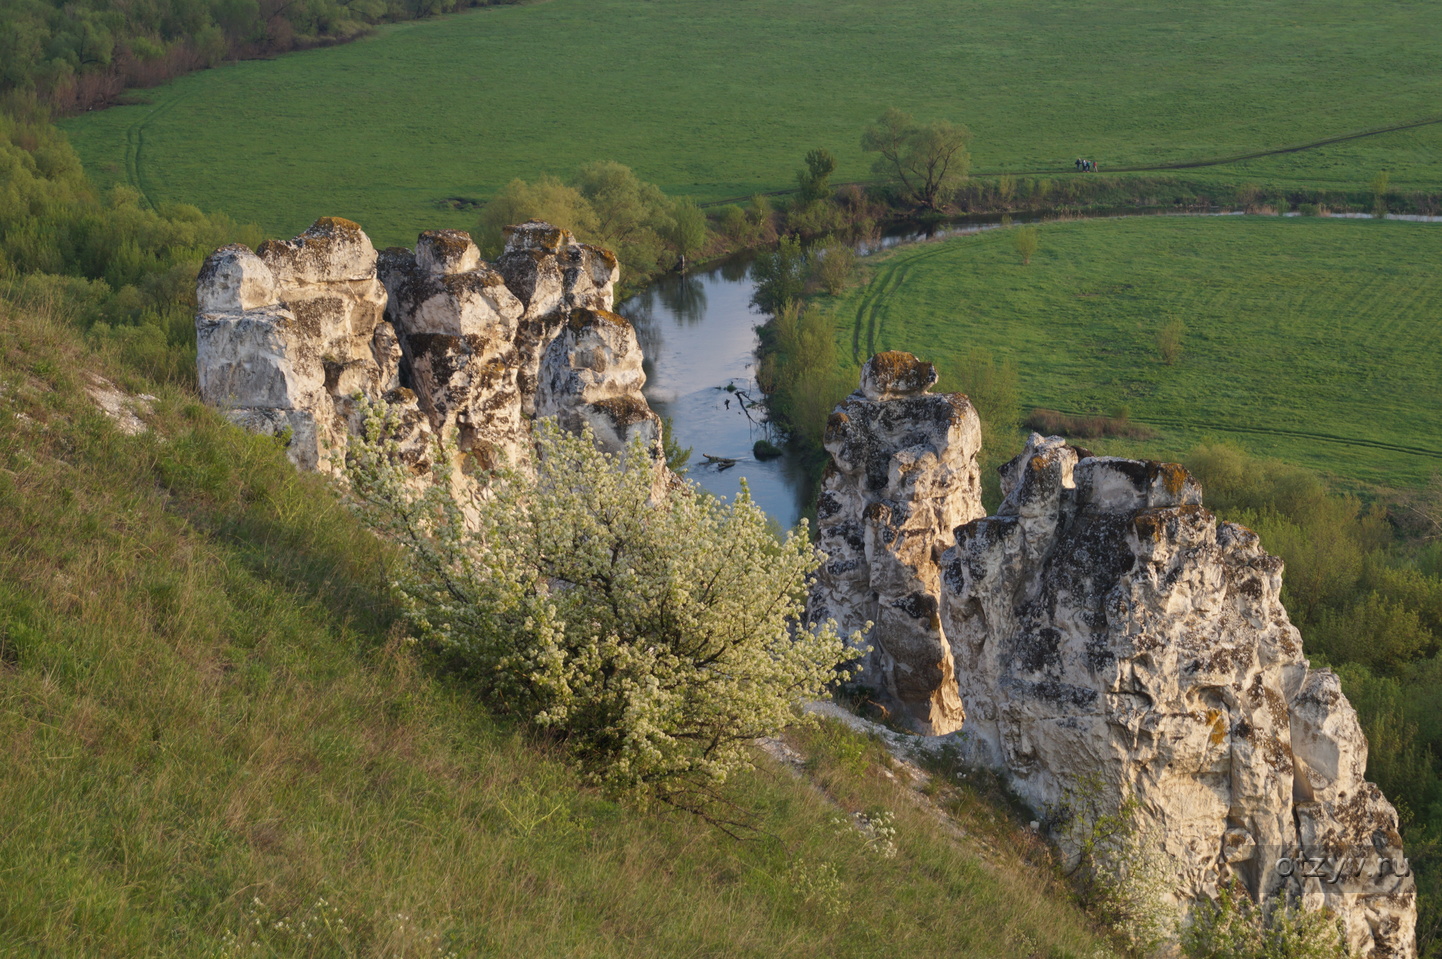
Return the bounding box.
[1074,157,1099,172]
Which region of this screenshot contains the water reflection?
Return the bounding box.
[618,255,815,530]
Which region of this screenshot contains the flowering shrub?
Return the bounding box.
[346,406,859,815]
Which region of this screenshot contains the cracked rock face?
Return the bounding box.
[813,356,1415,956]
[809,351,984,735]
[937,433,1415,957]
[196,218,413,472]
[197,219,657,485]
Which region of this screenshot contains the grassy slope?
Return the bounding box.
[0,300,1112,958]
[815,215,1442,488]
[60,0,1442,247]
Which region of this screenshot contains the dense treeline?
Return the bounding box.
[0,104,252,381]
[0,0,519,114]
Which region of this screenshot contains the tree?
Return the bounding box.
[475,175,599,256]
[346,408,858,819]
[660,196,708,271]
[860,108,971,212]
[750,234,807,314]
[796,147,837,205]
[809,235,858,295]
[1012,226,1039,265]
[1157,317,1185,365]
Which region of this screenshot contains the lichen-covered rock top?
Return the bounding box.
[859,350,938,400]
[502,219,572,253]
[416,229,482,275]
[196,244,277,313]
[257,217,377,286]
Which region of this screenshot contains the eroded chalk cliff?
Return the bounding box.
[814,354,1416,957]
[195,218,663,484]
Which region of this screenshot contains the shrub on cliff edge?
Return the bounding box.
[346,409,858,819]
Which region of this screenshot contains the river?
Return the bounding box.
[617,209,1442,530]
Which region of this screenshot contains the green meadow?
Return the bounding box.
[815,214,1442,489]
[61,0,1442,247]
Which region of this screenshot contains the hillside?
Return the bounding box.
[0,296,1117,957]
[59,0,1442,246]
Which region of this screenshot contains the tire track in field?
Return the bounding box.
[852,243,955,360]
[124,93,187,211]
[1054,410,1442,461]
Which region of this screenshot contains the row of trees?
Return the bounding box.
[0,0,522,113]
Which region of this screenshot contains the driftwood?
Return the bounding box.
[702,453,737,470]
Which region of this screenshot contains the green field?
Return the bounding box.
[817,215,1442,488]
[60,0,1442,247]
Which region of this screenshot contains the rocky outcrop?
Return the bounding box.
[938,433,1414,955]
[809,351,985,735]
[814,360,1416,956]
[196,218,659,483]
[195,218,412,472]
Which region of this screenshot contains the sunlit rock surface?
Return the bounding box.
[196,219,656,481]
[813,354,1416,956]
[938,432,1414,956]
[809,351,985,735]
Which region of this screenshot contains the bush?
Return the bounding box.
[1180,882,1348,959]
[347,411,858,815]
[809,236,858,295]
[1012,226,1039,265]
[1157,316,1185,365]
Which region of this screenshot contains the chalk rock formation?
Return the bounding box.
[812,355,1415,955]
[196,218,415,471]
[196,219,656,482]
[497,220,620,416]
[810,351,985,734]
[935,433,1414,956]
[535,308,664,464]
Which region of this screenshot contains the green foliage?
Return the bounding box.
[1180,883,1348,959]
[1157,316,1185,365]
[797,147,837,205]
[809,235,858,296]
[661,196,708,268]
[1050,776,1175,953]
[860,107,971,211]
[756,300,855,459]
[476,175,599,255]
[347,412,857,813]
[1012,226,1039,265]
[751,234,807,315]
[475,162,709,285]
[659,413,691,473]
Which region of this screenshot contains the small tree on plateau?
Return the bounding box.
[346,406,859,821]
[861,107,972,212]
